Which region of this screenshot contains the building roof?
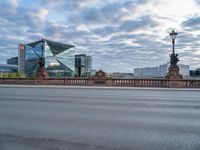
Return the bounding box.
[27,39,75,55]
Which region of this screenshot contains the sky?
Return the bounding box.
[1,0,200,72]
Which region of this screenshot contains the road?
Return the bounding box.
[0,86,200,150]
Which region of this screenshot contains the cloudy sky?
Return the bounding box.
[1,0,200,72]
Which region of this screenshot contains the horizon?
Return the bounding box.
[1,0,200,72]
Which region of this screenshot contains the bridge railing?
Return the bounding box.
[111,79,169,87]
[0,78,200,88]
[183,80,200,88]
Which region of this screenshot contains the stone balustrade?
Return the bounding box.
[1,77,200,88]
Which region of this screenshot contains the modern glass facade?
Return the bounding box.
[75,54,92,77]
[7,57,18,65]
[25,39,75,77]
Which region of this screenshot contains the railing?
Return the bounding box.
[0,78,35,85]
[112,79,169,87]
[0,78,200,88]
[183,80,200,88]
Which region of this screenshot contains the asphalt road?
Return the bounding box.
[0,86,200,150]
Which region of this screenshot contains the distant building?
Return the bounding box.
[134,67,159,77]
[18,39,75,77]
[159,62,190,77]
[134,62,190,77]
[111,72,134,78]
[7,57,18,65]
[190,68,200,77]
[75,54,92,77]
[18,44,26,76]
[0,64,18,73]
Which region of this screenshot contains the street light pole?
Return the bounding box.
[169,29,178,67]
[165,29,182,80]
[172,38,175,55]
[169,29,177,55]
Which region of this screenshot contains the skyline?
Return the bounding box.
[1,0,200,72]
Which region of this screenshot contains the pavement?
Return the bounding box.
[0,86,200,150]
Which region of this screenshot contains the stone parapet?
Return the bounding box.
[1,78,200,88]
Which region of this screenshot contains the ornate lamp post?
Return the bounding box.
[169,29,177,55]
[165,29,182,80]
[169,29,179,68]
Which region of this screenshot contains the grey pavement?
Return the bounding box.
[0,86,200,150]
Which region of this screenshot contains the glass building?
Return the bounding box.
[7,57,18,65]
[75,54,92,77]
[24,39,75,77]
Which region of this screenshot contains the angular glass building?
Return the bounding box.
[25,39,75,77]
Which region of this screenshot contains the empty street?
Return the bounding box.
[0,86,200,150]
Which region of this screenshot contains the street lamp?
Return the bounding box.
[169,29,178,55]
[168,29,179,67]
[165,29,182,80]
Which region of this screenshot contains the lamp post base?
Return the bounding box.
[165,65,184,88]
[165,65,183,80]
[36,66,48,79]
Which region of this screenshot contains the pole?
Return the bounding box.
[172,39,175,55]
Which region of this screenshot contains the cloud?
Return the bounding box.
[119,16,158,32]
[182,16,200,30]
[92,26,118,37]
[1,0,20,8]
[29,8,48,23]
[1,0,200,71]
